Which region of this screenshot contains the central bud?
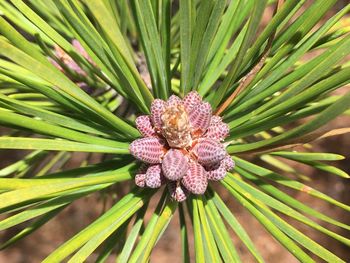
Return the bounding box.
[161,104,191,148]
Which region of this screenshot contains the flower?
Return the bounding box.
[129,91,234,201]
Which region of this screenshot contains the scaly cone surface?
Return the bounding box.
[129,91,234,202]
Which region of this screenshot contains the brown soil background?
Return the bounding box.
[0,1,350,262]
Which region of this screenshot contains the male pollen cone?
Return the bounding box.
[129,91,234,202]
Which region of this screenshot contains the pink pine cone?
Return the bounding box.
[192,138,226,166]
[135,173,146,187]
[205,119,229,141]
[129,137,165,164]
[210,115,222,124]
[145,164,164,188]
[182,162,208,195]
[207,156,235,181]
[167,95,182,106]
[162,149,188,181]
[134,164,148,187]
[189,102,212,136]
[222,155,235,171]
[150,99,166,129]
[135,115,155,137]
[168,181,189,202]
[207,166,226,181]
[183,91,202,111]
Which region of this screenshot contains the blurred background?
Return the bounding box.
[0,1,349,262]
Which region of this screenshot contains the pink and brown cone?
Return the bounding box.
[129,91,234,202]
